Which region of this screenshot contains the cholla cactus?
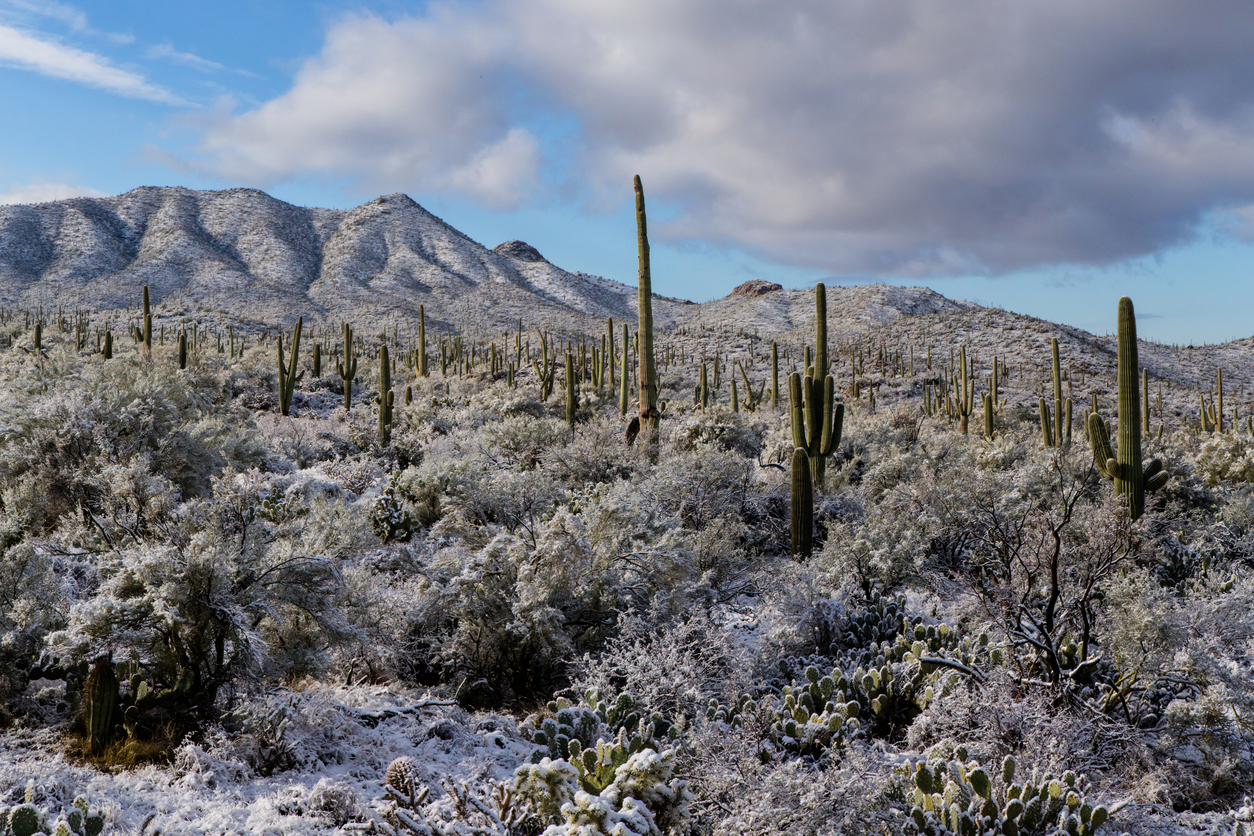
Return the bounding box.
[385,756,426,809]
[904,747,1110,836]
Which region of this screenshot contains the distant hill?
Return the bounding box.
[0,186,683,336]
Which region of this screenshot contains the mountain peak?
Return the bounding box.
[493,240,546,262]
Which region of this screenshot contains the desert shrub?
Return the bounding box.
[1198,434,1254,486]
[47,475,350,718]
[0,357,263,531]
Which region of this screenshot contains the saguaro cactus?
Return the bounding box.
[277,317,303,415]
[337,323,358,410]
[952,346,974,434]
[619,322,631,417]
[417,305,428,377]
[83,660,118,756]
[378,344,394,444]
[565,351,577,430]
[1087,296,1168,520]
[632,175,660,450]
[791,448,813,559]
[788,283,844,485]
[141,285,153,352]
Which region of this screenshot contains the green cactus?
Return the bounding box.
[532,330,556,401]
[1051,337,1064,445]
[337,323,358,410]
[311,341,321,378]
[1087,297,1167,520]
[276,317,303,416]
[698,362,709,410]
[952,346,974,434]
[8,803,41,836]
[378,345,393,444]
[983,393,995,440]
[102,330,112,360]
[565,351,577,430]
[82,660,118,756]
[141,285,152,352]
[904,747,1110,836]
[633,175,660,451]
[619,322,631,417]
[1039,397,1053,448]
[417,304,428,377]
[771,341,780,409]
[791,447,813,559]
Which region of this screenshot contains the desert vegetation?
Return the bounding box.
[0,269,1252,835]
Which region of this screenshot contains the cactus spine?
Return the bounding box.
[337,323,358,410]
[791,447,813,559]
[277,317,303,416]
[378,345,393,444]
[633,176,660,450]
[1087,297,1167,520]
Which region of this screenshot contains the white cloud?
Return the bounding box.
[145,43,222,72]
[0,180,107,204]
[175,0,1254,274]
[0,22,185,103]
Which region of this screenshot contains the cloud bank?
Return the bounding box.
[0,180,107,205]
[179,0,1254,274]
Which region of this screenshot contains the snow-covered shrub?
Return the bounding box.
[1198,434,1254,486]
[47,475,350,717]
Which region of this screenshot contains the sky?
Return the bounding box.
[3,0,1254,344]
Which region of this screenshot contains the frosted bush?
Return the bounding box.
[1198,434,1254,486]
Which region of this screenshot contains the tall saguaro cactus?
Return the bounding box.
[277,317,303,415]
[632,175,660,449]
[141,285,153,352]
[788,283,844,485]
[790,448,813,559]
[1087,296,1168,520]
[378,344,394,444]
[417,305,428,377]
[337,323,358,411]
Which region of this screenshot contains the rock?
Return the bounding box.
[493,240,546,262]
[729,280,783,298]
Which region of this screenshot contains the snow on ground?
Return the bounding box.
[0,684,534,834]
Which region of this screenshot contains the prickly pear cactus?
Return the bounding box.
[903,746,1110,836]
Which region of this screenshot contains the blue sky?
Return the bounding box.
[4,0,1254,344]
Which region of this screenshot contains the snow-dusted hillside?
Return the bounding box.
[0,187,690,336]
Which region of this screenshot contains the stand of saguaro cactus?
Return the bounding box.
[337,323,358,411]
[277,317,303,416]
[1087,297,1168,520]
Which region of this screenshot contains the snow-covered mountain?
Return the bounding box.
[0,186,682,335]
